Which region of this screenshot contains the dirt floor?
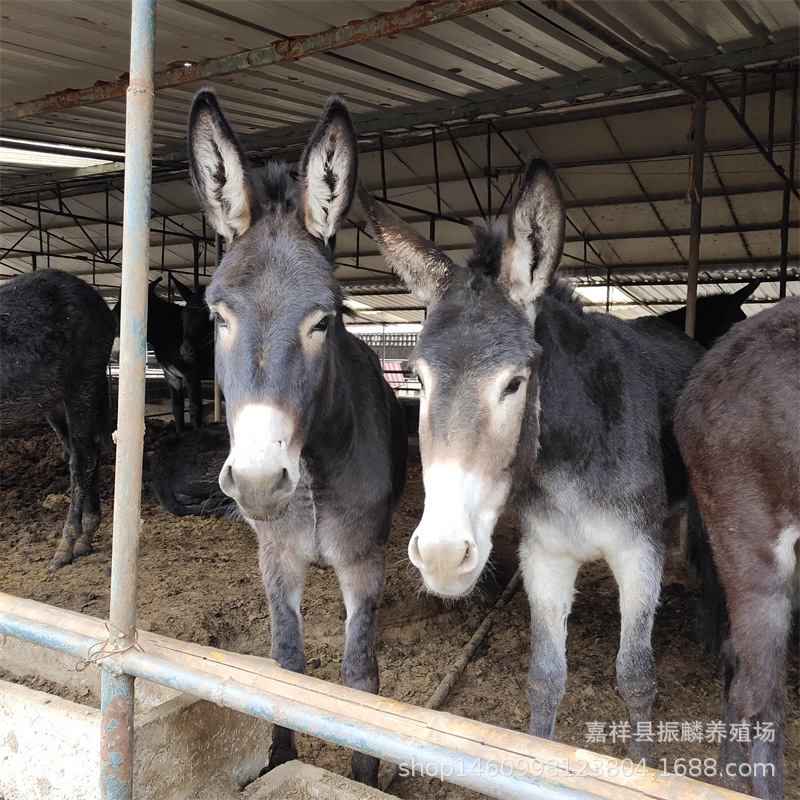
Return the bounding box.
[1,418,797,799]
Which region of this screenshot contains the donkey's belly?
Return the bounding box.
[519,479,639,563]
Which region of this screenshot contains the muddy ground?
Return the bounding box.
[1,419,797,799]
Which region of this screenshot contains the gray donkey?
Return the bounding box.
[360,160,705,765]
[187,91,406,785]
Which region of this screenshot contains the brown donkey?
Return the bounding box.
[677,295,800,800]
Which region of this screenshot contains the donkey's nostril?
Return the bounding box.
[274,467,292,495]
[457,540,479,573]
[408,534,422,567]
[219,462,236,497]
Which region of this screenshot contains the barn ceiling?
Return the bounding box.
[1,0,798,323]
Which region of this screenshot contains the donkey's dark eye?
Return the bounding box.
[213,312,228,330]
[503,377,523,397]
[312,316,331,333]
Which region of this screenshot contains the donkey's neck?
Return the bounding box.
[304,329,358,465]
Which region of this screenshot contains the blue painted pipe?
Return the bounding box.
[0,606,607,800]
[104,0,157,798]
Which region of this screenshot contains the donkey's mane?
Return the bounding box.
[464,224,582,316]
[466,221,506,279]
[259,161,299,213]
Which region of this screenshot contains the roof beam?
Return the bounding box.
[543,0,704,100]
[1,0,517,121]
[3,49,794,201]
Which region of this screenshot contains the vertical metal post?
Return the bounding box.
[685,78,706,340]
[214,232,223,422]
[379,136,388,200]
[102,1,156,798]
[767,66,777,158]
[486,122,492,218]
[432,129,442,217]
[779,66,798,300]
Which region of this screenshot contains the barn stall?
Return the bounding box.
[0,2,798,799]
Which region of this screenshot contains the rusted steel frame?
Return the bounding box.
[707,74,799,201]
[2,201,198,240]
[601,119,684,262]
[543,0,703,100]
[768,66,777,157]
[3,45,795,202]
[486,122,493,218]
[685,79,707,340]
[446,125,486,220]
[432,130,442,217]
[0,226,35,264]
[374,193,471,227]
[1,0,516,121]
[0,205,101,257]
[779,66,799,298]
[101,0,156,798]
[58,196,111,264]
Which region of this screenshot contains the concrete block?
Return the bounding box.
[242,761,397,800]
[0,680,99,800]
[0,638,272,800]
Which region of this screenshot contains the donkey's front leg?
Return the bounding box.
[607,536,664,766]
[520,543,581,740]
[335,547,387,787]
[259,538,309,772]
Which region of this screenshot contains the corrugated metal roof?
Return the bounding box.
[1,0,797,321]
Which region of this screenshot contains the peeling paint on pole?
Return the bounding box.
[101,0,156,797]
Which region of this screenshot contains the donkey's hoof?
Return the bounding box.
[73,539,93,558]
[50,550,73,570]
[628,740,659,768]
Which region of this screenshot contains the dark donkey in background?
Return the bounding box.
[677,296,800,800]
[659,278,760,348]
[113,276,213,432]
[187,90,406,785]
[360,160,706,765]
[0,269,115,569]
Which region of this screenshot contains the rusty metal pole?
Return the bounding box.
[101,0,156,798]
[685,78,707,339]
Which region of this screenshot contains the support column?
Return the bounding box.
[101,0,156,798]
[685,77,707,340]
[779,66,798,299]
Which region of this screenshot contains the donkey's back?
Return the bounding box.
[1,269,115,426]
[532,285,703,509]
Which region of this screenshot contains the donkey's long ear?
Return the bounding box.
[300,97,358,246]
[171,274,195,303]
[358,182,466,305]
[499,159,565,312]
[732,278,760,305]
[187,89,259,243]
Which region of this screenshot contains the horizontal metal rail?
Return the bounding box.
[0,592,749,800]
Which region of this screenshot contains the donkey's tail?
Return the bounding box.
[686,488,727,653]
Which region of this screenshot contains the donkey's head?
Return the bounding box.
[172,278,212,365]
[187,90,358,521]
[360,160,564,597]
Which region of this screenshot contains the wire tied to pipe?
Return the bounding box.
[75,622,143,671]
